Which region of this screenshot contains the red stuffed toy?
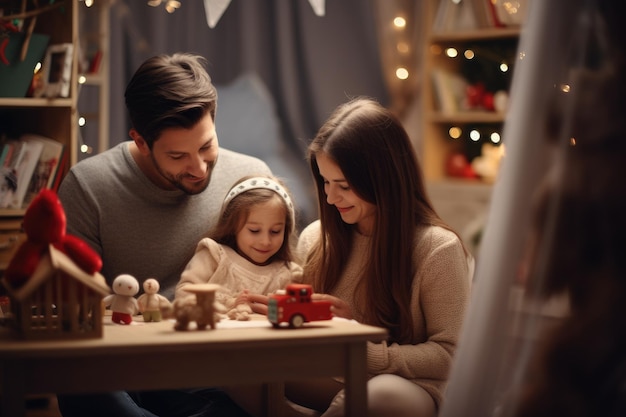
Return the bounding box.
[3,189,102,288]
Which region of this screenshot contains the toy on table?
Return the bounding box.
[0,190,108,340]
[103,274,140,325]
[226,289,253,321]
[267,284,332,328]
[3,189,102,288]
[137,278,172,322]
[162,283,225,331]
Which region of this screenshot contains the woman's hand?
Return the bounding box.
[312,293,353,320]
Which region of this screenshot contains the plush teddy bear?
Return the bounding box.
[3,189,102,289]
[103,274,140,325]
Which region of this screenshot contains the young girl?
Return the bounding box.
[175,175,302,319]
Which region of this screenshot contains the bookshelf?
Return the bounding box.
[421,0,527,253]
[0,0,79,269]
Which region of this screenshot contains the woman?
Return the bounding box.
[290,97,473,417]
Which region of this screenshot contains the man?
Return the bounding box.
[59,53,271,300]
[57,53,269,417]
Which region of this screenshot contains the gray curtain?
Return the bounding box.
[102,0,389,156]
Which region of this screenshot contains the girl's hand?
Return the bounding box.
[312,293,352,320]
[246,293,269,315]
[233,289,250,306]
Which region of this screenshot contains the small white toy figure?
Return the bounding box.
[137,278,172,322]
[103,274,140,324]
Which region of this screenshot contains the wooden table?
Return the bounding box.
[0,315,387,417]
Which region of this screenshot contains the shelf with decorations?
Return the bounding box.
[0,0,79,271]
[421,0,529,254]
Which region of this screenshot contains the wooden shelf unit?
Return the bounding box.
[421,0,524,254]
[422,14,521,180]
[0,0,79,268]
[0,0,79,168]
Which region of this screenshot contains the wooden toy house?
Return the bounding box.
[0,245,110,340]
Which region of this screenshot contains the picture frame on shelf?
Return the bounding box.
[35,43,74,98]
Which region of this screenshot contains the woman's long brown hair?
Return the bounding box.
[303,97,456,343]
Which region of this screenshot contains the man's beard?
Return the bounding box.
[151,153,217,195]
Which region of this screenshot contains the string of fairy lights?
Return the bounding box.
[75,0,512,165]
[76,0,414,157]
[75,0,328,156]
[77,0,97,155]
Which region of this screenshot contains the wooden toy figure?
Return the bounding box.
[103,274,140,324]
[163,283,223,331]
[137,278,172,322]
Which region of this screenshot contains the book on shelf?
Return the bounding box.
[0,140,24,168]
[20,134,66,207]
[433,0,507,32]
[431,69,468,114]
[0,138,44,209]
[433,0,452,32]
[78,45,103,74]
[433,0,478,33]
[77,24,103,75]
[50,148,69,193]
[0,140,20,208]
[472,0,501,28]
[0,142,16,168]
[88,50,103,74]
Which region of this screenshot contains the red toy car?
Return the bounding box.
[267,283,332,328]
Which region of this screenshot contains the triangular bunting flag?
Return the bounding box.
[203,0,233,28]
[308,0,325,16]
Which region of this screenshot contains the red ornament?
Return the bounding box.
[462,163,478,179]
[446,152,471,177]
[466,83,485,108]
[482,92,495,111]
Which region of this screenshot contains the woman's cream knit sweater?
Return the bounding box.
[297,220,472,407]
